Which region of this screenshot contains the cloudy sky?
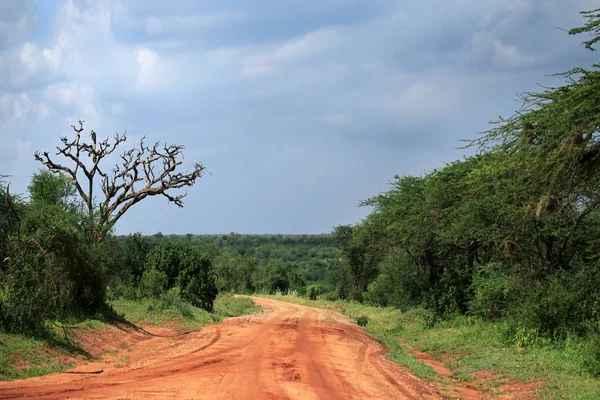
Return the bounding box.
[0,0,597,235]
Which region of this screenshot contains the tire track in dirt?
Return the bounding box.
[191,326,221,353]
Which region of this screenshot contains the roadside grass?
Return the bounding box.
[110,292,261,330]
[0,293,260,381]
[212,293,261,321]
[261,294,600,399]
[0,332,76,381]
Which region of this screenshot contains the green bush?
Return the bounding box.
[139,268,168,299]
[306,285,320,300]
[363,254,428,310]
[0,255,47,333]
[178,253,218,312]
[506,265,600,340]
[154,288,194,319]
[469,262,512,320]
[356,315,369,327]
[144,243,218,311]
[583,333,600,377]
[106,275,138,301]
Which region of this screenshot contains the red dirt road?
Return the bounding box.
[0,297,443,399]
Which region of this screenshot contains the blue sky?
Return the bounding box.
[0,0,597,234]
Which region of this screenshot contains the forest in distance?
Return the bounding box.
[1,7,600,395]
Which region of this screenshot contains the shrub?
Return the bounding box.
[155,288,194,319]
[139,268,168,299]
[469,262,512,320]
[363,254,428,309]
[306,285,320,300]
[178,253,218,312]
[356,316,369,327]
[144,243,218,311]
[106,275,138,301]
[0,255,47,333]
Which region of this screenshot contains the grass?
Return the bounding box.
[0,293,260,381]
[110,292,261,330]
[261,293,600,400]
[212,293,261,320]
[0,331,76,380]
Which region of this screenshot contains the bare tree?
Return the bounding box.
[35,121,206,240]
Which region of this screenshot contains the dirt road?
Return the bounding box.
[0,297,443,399]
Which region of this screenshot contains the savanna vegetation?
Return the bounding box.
[0,123,256,379]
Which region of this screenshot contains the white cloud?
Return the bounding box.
[369,79,459,124]
[135,48,168,90]
[241,28,340,79]
[0,92,32,121]
[43,82,103,128]
[0,14,30,45]
[241,64,274,79]
[19,42,41,71]
[471,32,536,68]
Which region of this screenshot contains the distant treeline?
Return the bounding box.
[111,233,341,299]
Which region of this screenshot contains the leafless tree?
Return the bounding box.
[35,121,206,240]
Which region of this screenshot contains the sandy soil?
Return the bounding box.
[0,297,444,399]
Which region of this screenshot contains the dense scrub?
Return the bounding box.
[0,175,217,335]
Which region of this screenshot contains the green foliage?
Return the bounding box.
[143,242,218,311]
[211,293,261,320]
[364,253,428,309]
[178,253,218,311]
[306,284,320,300]
[152,288,194,319]
[116,233,152,284]
[332,225,380,301]
[468,263,512,320]
[139,267,168,299]
[27,170,77,209]
[569,8,600,51]
[263,259,289,293]
[507,265,600,340]
[145,243,186,288]
[356,315,369,327]
[1,172,112,333]
[0,254,47,333]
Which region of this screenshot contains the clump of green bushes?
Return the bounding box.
[306,285,320,300]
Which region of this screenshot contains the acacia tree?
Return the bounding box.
[35,121,206,240]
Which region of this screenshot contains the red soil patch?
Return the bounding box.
[468,371,539,400]
[400,339,538,399]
